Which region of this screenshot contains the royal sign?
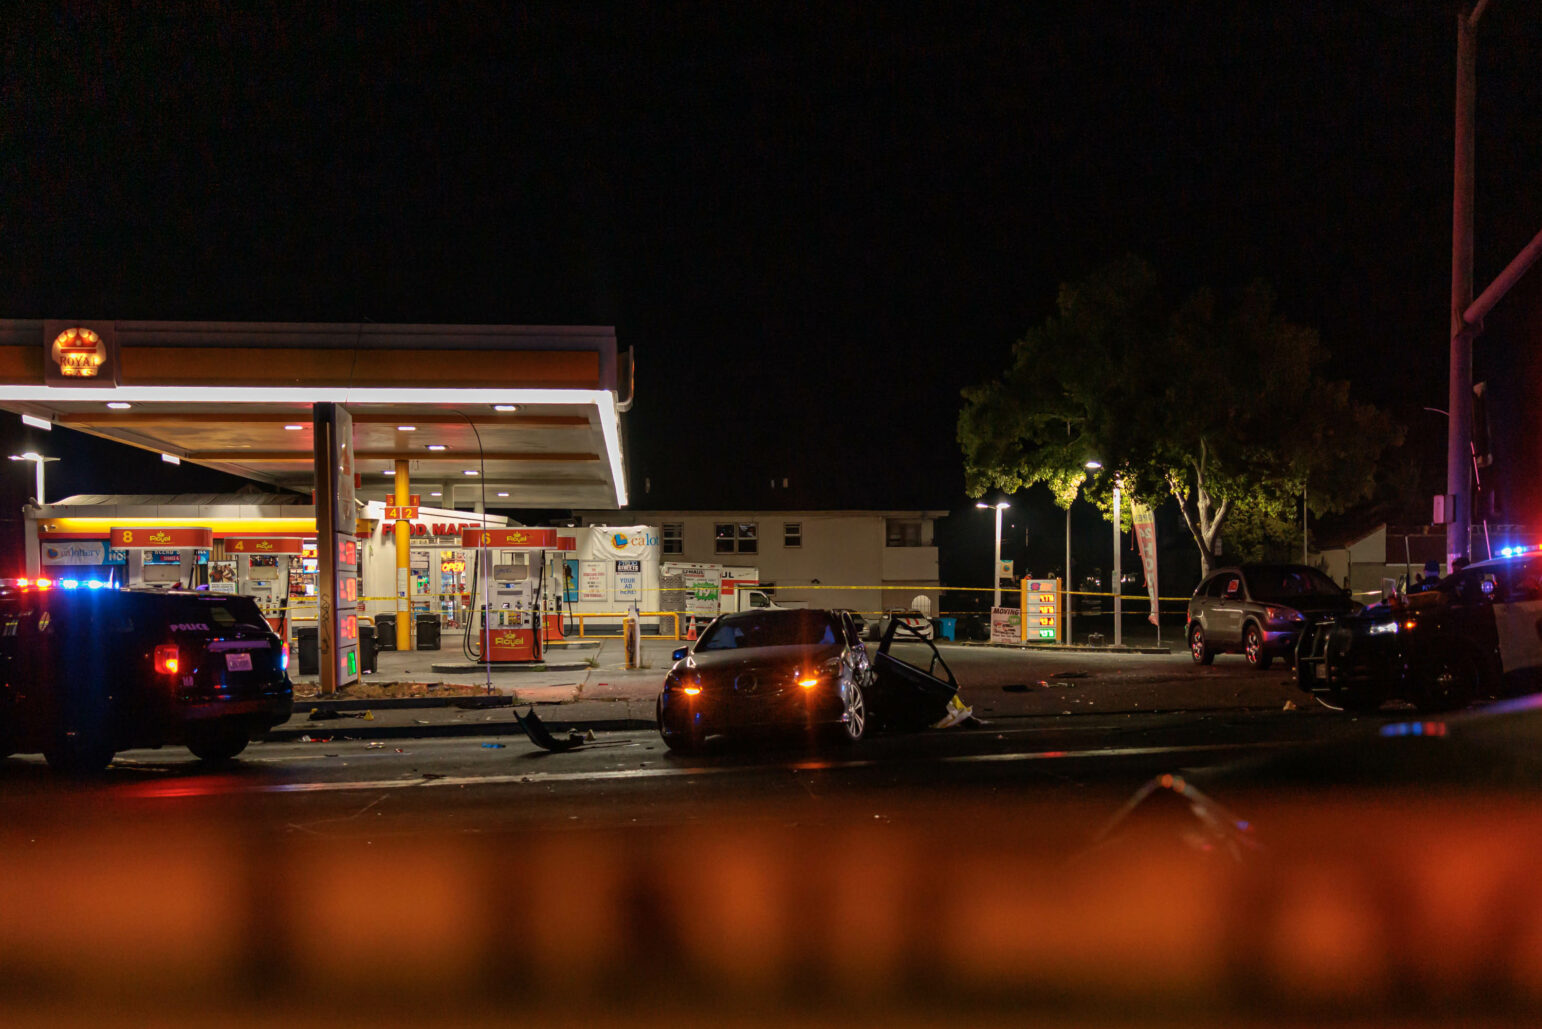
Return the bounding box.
[223,537,304,554]
[460,527,558,549]
[110,527,214,549]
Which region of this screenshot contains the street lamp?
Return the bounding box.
[976,500,1010,610]
[9,451,59,505]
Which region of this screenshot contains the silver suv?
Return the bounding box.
[1187,563,1358,669]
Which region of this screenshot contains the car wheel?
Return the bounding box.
[658,698,706,754]
[830,679,867,744]
[1189,624,1214,665]
[660,724,705,754]
[188,724,250,764]
[1417,648,1479,713]
[44,737,115,775]
[1295,651,1317,691]
[1243,624,1273,670]
[1333,687,1384,713]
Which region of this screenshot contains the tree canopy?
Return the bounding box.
[958,256,1402,577]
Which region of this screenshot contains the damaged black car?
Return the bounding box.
[656,608,965,753]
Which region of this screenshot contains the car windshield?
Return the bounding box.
[1245,565,1343,602]
[696,610,838,650]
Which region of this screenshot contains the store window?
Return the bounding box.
[886,518,923,547]
[662,523,684,555]
[715,522,757,555]
[783,522,802,548]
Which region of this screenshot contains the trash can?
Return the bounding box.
[358,623,377,674]
[375,614,397,651]
[415,613,441,651]
[296,626,319,675]
[937,617,957,641]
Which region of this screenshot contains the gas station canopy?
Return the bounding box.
[0,320,631,509]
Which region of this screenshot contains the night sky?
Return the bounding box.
[3,2,1541,579]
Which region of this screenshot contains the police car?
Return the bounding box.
[1298,549,1542,713]
[0,578,293,772]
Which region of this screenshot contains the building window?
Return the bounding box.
[715,522,757,554]
[886,518,923,547]
[662,523,683,555]
[783,522,801,548]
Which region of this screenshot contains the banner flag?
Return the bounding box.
[1131,501,1160,626]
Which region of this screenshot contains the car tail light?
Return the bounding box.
[154,644,180,675]
[682,684,701,695]
[798,678,819,688]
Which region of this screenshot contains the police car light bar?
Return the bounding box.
[1498,544,1542,558]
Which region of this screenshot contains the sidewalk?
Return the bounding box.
[273,637,671,741]
[269,637,1317,742]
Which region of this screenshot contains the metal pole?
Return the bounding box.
[1065,502,1073,644]
[394,460,411,651]
[1447,8,1476,571]
[1112,483,1122,647]
[35,460,44,507]
[992,504,1003,610]
[1302,483,1308,564]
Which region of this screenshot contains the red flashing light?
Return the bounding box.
[35,578,52,590]
[154,644,180,676]
[15,578,28,587]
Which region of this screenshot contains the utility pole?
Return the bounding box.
[1444,2,1542,571]
[1447,5,1477,572]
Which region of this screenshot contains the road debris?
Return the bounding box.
[481,742,507,749]
[515,706,587,751]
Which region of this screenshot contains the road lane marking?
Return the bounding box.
[116,739,1294,797]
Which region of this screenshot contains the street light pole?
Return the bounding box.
[1112,480,1122,647]
[977,500,1009,610]
[1065,503,1072,644]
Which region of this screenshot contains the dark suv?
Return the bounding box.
[1187,563,1359,669]
[0,581,293,772]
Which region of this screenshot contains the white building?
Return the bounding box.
[570,509,947,616]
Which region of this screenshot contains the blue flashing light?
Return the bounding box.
[60,579,79,590]
[86,580,104,589]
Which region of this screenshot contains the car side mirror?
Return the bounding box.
[672,647,688,661]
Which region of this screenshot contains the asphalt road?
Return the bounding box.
[0,641,1395,842]
[1,645,1530,1027]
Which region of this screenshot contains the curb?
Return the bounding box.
[295,695,514,711]
[992,644,1173,655]
[428,662,595,674]
[265,715,657,742]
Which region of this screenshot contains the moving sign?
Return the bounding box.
[1021,578,1061,642]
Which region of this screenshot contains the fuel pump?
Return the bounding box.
[467,547,546,662]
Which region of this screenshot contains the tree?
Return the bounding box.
[958,257,1402,578]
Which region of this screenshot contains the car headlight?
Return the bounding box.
[666,673,702,695]
[1368,620,1399,636]
[798,657,844,689]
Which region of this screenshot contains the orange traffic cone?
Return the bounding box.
[685,614,697,641]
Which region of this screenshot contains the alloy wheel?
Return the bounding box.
[843,681,867,740]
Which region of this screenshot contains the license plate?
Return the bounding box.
[225,652,253,672]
